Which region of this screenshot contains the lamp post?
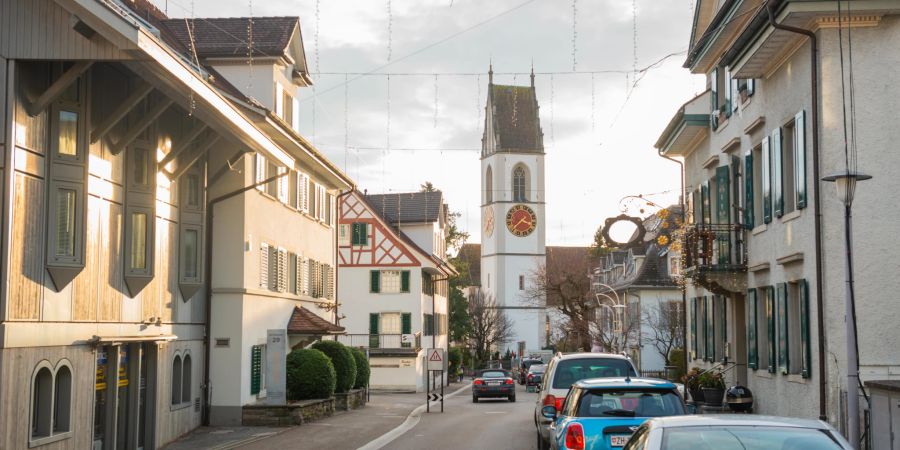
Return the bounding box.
[595,293,627,352]
[822,170,871,449]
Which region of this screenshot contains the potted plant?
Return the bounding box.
[698,371,726,406]
[681,367,703,404]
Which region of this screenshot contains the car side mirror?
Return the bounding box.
[541,405,557,420]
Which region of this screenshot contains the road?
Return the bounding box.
[385,382,538,450]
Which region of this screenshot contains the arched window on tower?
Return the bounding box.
[512,165,528,202]
[485,166,493,203]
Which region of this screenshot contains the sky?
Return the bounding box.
[159,0,706,247]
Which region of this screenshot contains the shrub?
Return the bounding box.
[448,347,463,375]
[350,347,370,389]
[286,349,336,400]
[311,340,357,393]
[698,371,725,389]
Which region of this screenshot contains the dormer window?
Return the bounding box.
[275,83,294,127]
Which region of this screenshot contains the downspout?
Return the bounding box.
[201,158,289,426]
[659,150,688,397]
[766,1,827,421]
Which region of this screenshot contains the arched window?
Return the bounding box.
[512,165,528,202]
[172,354,182,405]
[53,365,71,433]
[485,166,493,203]
[182,354,192,404]
[29,360,73,443]
[32,367,53,439]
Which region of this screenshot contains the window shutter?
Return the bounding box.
[701,181,711,224]
[401,313,412,334]
[299,257,309,296]
[719,295,727,359]
[401,271,410,293]
[744,153,754,228]
[766,287,776,373]
[762,136,772,223]
[777,283,789,374]
[724,68,733,117]
[747,78,755,96]
[294,255,302,295]
[699,297,707,361]
[370,270,380,293]
[277,248,287,292]
[747,289,758,369]
[800,279,811,378]
[299,174,309,212]
[351,223,361,245]
[250,345,262,395]
[326,265,334,300]
[710,68,718,130]
[772,127,784,217]
[268,246,278,291]
[306,259,315,297]
[706,296,715,361]
[715,166,731,225]
[690,298,697,360]
[369,313,380,334]
[692,189,700,225]
[259,243,269,288]
[317,262,325,298]
[255,155,266,191]
[795,110,808,209]
[339,224,349,246]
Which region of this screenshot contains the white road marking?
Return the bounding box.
[484,411,505,414]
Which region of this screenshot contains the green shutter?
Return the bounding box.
[250,345,262,395]
[370,270,380,293]
[369,313,380,348]
[795,110,808,209]
[747,289,758,369]
[772,127,784,217]
[401,271,410,293]
[777,283,789,374]
[701,181,711,225]
[762,136,772,223]
[766,287,776,373]
[744,153,754,228]
[800,280,811,378]
[715,166,731,225]
[690,298,697,360]
[706,296,715,361]
[401,313,412,334]
[710,68,719,130]
[692,189,701,225]
[719,296,727,358]
[351,223,361,245]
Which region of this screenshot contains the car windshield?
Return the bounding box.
[575,389,684,418]
[523,360,541,369]
[551,358,636,389]
[480,371,507,378]
[661,426,846,450]
[529,365,546,374]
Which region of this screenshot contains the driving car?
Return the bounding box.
[535,353,639,450]
[621,415,853,450]
[540,378,686,450]
[472,369,516,403]
[519,358,545,384]
[526,364,546,391]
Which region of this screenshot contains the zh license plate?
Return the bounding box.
[610,435,631,447]
[488,380,502,385]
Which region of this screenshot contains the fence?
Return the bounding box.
[335,333,421,349]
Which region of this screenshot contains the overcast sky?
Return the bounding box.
[161,0,705,247]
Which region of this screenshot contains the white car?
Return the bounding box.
[622,415,853,450]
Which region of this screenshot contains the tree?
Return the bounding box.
[420,181,437,192]
[589,225,618,258]
[524,249,595,352]
[467,290,515,366]
[642,300,685,366]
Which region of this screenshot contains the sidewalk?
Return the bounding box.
[164,389,438,450]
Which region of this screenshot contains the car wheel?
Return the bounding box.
[472,395,478,403]
[509,395,516,402]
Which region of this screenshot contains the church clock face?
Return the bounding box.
[483,207,494,237]
[506,204,537,237]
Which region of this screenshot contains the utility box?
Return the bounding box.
[865,380,900,449]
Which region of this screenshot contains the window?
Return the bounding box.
[182,229,199,280]
[761,136,772,223]
[53,366,71,433]
[130,146,151,188]
[785,282,802,375]
[171,355,182,405]
[179,164,204,293]
[29,360,73,444]
[423,313,434,335]
[519,275,525,290]
[32,367,53,439]
[130,212,148,270]
[308,178,317,215]
[764,286,776,373]
[57,110,78,156]
[182,354,192,403]
[289,171,299,208]
[255,154,267,192]
[339,224,350,246]
[381,313,401,334]
[55,188,77,257]
[669,255,681,277]
[185,172,201,208]
[124,139,156,295]
[512,165,528,202]
[288,252,298,294]
[793,111,808,209]
[381,270,401,293]
[370,270,410,294]
[485,165,493,203]
[423,272,433,295]
[282,90,293,125]
[781,121,796,215]
[266,160,279,198]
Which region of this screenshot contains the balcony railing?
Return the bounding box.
[683,224,746,274]
[336,333,421,350]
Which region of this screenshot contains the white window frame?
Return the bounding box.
[380,270,402,294]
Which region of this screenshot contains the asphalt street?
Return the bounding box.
[385,382,538,450]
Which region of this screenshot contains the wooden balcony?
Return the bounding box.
[683,224,747,294]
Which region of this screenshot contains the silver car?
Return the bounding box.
[622,415,853,450]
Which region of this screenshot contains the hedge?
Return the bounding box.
[286,348,336,400]
[311,340,357,393]
[350,347,370,389]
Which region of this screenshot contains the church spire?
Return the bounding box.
[488,60,493,85]
[530,60,535,87]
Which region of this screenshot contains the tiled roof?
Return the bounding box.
[160,17,299,58]
[455,243,482,286]
[286,307,345,335]
[365,191,444,224]
[489,84,543,152]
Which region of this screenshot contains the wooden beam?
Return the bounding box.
[158,124,207,168]
[27,61,93,116]
[110,99,173,155]
[90,82,154,143]
[162,135,220,180]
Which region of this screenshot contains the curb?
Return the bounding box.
[357,382,473,450]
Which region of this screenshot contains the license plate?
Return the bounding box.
[487,380,501,385]
[610,435,631,447]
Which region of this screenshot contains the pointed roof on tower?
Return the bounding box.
[483,65,544,155]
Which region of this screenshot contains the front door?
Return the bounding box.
[92,343,158,450]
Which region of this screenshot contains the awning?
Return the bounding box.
[655,90,711,157]
[89,334,178,345]
[287,307,345,335]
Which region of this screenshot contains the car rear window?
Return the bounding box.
[480,371,507,378]
[551,358,636,389]
[660,426,846,450]
[575,389,684,418]
[530,365,546,373]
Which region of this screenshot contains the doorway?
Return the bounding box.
[92,342,158,450]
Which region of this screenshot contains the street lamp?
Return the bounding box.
[822,170,871,449]
[595,293,627,353]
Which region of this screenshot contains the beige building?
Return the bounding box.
[656,0,900,443]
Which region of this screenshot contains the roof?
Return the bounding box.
[553,352,631,361]
[865,380,900,394]
[160,17,299,59]
[645,415,835,430]
[286,307,345,335]
[365,191,444,224]
[455,243,482,286]
[574,377,677,390]
[488,84,543,152]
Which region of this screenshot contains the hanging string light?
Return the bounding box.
[433,74,439,128]
[632,0,639,75]
[572,0,578,72]
[386,74,391,152]
[344,73,349,172]
[512,74,519,128]
[246,0,254,93]
[315,0,321,74]
[185,0,199,115]
[387,0,393,63]
[476,74,482,132]
[550,73,555,147]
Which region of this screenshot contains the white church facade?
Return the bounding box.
[479,69,547,354]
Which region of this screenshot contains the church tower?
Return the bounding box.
[480,66,547,354]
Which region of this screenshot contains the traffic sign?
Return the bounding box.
[426,348,444,371]
[428,393,442,402]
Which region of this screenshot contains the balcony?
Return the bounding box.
[683,224,746,294]
[336,333,421,350]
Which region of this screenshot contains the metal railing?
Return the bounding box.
[336,333,421,350]
[683,224,746,272]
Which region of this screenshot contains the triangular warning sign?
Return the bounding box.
[429,350,442,362]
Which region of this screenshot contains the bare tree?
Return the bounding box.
[525,254,594,352]
[467,290,515,365]
[642,300,685,365]
[592,302,641,354]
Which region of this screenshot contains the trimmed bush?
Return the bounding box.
[286,348,336,400]
[350,347,370,389]
[312,340,357,393]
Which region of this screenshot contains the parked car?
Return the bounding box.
[539,378,685,450]
[535,353,639,450]
[472,369,516,403]
[519,358,545,384]
[526,364,547,390]
[621,415,853,450]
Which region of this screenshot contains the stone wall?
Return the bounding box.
[334,388,367,411]
[242,398,335,426]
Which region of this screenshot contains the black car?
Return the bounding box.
[472,369,516,402]
[526,364,546,389]
[518,359,544,384]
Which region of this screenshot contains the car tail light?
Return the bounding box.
[564,423,585,450]
[474,379,483,385]
[528,374,534,380]
[542,394,556,406]
[505,378,514,385]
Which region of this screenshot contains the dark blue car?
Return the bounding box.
[540,378,685,450]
